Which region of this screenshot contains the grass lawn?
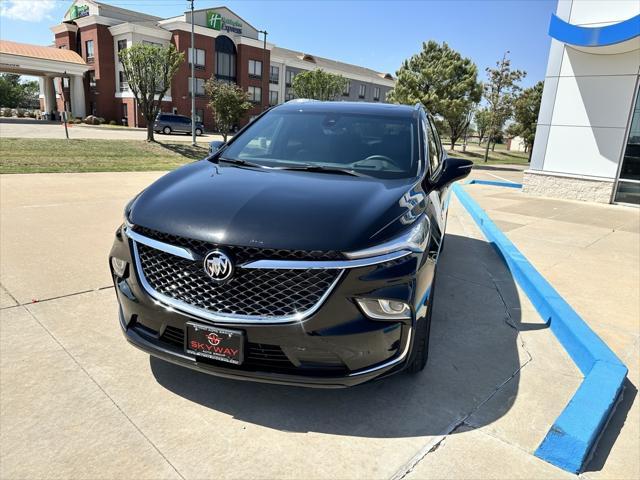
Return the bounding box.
[0,138,209,174]
[445,142,530,165]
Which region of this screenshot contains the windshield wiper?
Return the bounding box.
[278,164,365,177]
[218,157,265,169]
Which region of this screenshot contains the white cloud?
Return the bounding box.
[0,0,57,22]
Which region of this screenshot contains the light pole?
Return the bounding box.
[258,29,267,110]
[189,0,196,146]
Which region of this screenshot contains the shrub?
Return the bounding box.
[109,120,117,125]
[1,108,11,117]
[83,115,100,125]
[15,108,25,118]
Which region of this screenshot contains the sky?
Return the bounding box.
[0,0,557,87]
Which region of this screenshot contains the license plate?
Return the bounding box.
[185,322,244,365]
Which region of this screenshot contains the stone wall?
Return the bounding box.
[523,170,615,203]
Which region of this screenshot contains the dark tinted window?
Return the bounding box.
[222,110,419,179]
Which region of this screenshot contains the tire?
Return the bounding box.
[195,128,203,136]
[162,126,172,135]
[406,273,437,374]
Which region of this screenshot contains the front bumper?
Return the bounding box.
[110,226,435,387]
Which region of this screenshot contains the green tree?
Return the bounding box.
[507,80,544,161]
[387,40,482,149]
[291,69,348,101]
[474,108,492,145]
[204,79,252,142]
[0,74,38,108]
[482,52,526,161]
[118,43,184,142]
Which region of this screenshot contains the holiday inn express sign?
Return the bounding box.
[206,10,242,35]
[70,4,89,20]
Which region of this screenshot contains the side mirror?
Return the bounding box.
[433,157,473,189]
[209,140,225,154]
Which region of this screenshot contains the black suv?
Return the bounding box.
[110,101,472,387]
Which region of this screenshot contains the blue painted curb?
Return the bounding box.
[452,182,628,474]
[467,179,523,188]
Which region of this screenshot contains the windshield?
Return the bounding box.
[221,109,420,179]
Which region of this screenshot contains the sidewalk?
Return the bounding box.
[0,117,223,143]
[463,181,640,480]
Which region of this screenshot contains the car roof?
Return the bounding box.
[273,100,421,119]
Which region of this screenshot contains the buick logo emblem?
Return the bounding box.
[203,250,234,282]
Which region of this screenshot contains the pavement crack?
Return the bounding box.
[1,285,114,309]
[21,305,186,480]
[389,205,539,480]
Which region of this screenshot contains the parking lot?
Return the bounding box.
[5,165,636,479]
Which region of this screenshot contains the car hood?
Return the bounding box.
[129,160,424,252]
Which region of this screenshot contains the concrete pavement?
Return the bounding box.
[0,168,630,479]
[464,181,639,480]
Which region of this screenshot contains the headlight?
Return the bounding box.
[111,257,128,277]
[344,215,430,259]
[356,298,411,320]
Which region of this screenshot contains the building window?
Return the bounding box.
[196,108,204,122]
[614,86,640,204]
[285,70,295,87]
[89,71,96,89]
[119,71,128,91]
[143,40,162,47]
[215,36,236,82]
[122,103,128,119]
[343,81,350,96]
[188,77,206,97]
[117,39,127,53]
[373,87,380,101]
[269,90,278,106]
[189,48,205,69]
[269,65,279,84]
[248,86,261,103]
[85,40,94,62]
[248,59,262,78]
[358,84,366,99]
[62,77,70,89]
[286,92,294,101]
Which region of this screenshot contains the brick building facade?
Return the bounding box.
[47,0,395,131]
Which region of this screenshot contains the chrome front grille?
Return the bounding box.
[131,228,343,322]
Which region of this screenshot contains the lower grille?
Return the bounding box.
[136,242,341,319]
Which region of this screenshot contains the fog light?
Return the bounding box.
[356,298,411,320]
[111,257,128,278]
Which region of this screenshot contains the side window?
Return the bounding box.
[425,116,442,175]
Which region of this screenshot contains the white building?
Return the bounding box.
[524,0,640,205]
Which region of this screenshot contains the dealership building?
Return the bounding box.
[525,0,640,205]
[36,0,394,129]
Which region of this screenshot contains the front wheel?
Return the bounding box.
[162,126,171,135]
[406,274,436,374]
[195,128,203,136]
